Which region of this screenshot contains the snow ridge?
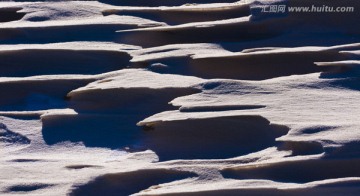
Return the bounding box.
[1,0,360,196]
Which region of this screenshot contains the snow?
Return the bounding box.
[1,0,360,195]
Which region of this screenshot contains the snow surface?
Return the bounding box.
[1,0,360,195]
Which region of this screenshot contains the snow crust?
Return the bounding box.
[1,0,360,195]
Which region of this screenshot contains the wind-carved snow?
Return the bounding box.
[141,72,360,152]
[1,0,360,195]
[0,122,30,146]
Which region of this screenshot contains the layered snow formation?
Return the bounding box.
[1,0,360,195]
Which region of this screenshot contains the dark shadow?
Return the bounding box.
[9,159,42,163]
[278,141,324,156]
[158,183,360,196]
[103,5,250,26]
[218,33,360,53]
[42,88,200,149]
[221,158,360,183]
[98,0,237,7]
[179,105,266,112]
[300,126,336,134]
[0,79,92,111]
[42,90,288,161]
[8,184,52,192]
[320,66,360,91]
[131,57,192,76]
[324,141,360,159]
[65,165,102,170]
[117,21,281,48]
[0,49,131,77]
[327,77,360,91]
[320,62,360,91]
[0,123,30,145]
[70,169,197,196]
[0,23,144,44]
[131,50,339,80]
[189,52,336,80]
[140,116,289,161]
[42,114,145,149]
[0,7,25,22]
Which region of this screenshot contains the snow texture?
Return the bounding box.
[1,0,360,196]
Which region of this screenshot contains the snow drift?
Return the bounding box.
[1,0,360,196]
